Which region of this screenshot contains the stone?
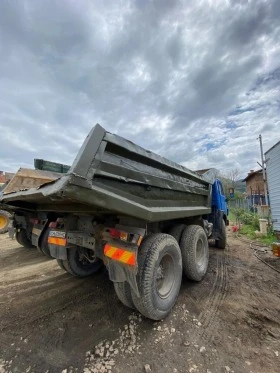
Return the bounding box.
[144,364,152,372]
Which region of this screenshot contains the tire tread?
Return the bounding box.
[180,225,209,281]
[215,220,227,249]
[132,234,182,320]
[114,282,135,309]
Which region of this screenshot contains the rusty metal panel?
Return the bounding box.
[3,168,61,194]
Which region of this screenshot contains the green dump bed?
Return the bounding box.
[0,124,211,222]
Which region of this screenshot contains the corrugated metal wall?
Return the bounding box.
[265,142,280,232]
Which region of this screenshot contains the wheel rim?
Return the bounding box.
[156,254,175,299]
[196,238,205,267]
[0,215,8,230]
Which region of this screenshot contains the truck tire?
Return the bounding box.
[114,282,135,309]
[168,224,185,243]
[0,210,11,234]
[215,220,227,249]
[38,228,54,258]
[62,247,103,277]
[132,234,182,320]
[180,225,209,281]
[57,259,66,271]
[15,229,34,248]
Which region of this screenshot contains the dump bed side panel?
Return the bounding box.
[1,124,212,221]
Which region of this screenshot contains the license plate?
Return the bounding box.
[48,230,66,238]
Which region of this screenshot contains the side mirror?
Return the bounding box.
[225,198,229,203]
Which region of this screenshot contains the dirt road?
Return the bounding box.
[0,229,279,373]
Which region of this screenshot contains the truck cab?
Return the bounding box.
[212,179,229,224]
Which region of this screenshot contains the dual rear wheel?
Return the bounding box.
[15,229,34,248]
[114,225,209,320]
[57,246,103,277]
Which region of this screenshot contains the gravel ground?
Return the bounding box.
[0,227,279,373]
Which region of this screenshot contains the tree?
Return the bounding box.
[227,169,241,189]
[220,169,241,199]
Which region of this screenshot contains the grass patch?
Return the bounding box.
[239,225,277,245]
[229,208,277,245]
[239,224,256,240]
[228,210,236,223]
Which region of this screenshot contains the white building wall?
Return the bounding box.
[265,141,280,232]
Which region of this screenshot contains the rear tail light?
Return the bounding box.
[108,228,142,246]
[109,228,121,238]
[109,228,128,241]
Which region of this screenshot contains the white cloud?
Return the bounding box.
[0,0,279,179]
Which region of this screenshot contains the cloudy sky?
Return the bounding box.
[0,0,279,177]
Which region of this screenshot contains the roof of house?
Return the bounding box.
[265,139,280,155]
[242,169,263,182]
[0,172,15,184]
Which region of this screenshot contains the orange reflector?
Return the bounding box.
[137,236,143,246]
[48,237,66,246]
[104,244,136,266]
[120,232,128,241]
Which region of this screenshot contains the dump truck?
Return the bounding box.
[0,124,228,320]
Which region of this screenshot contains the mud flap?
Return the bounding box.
[103,238,140,297]
[47,230,68,259]
[49,246,68,260]
[107,260,140,297]
[32,220,49,248]
[8,227,16,239]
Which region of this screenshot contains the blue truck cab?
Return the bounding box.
[204,177,229,249]
[212,179,229,225]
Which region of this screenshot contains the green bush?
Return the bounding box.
[230,208,277,244]
[232,208,260,230]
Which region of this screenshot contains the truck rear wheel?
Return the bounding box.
[62,247,103,277]
[132,234,182,320]
[15,229,34,248]
[215,220,227,249]
[114,282,135,309]
[180,225,209,281]
[57,259,66,271]
[0,210,11,234]
[38,228,54,258]
[168,224,185,243]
